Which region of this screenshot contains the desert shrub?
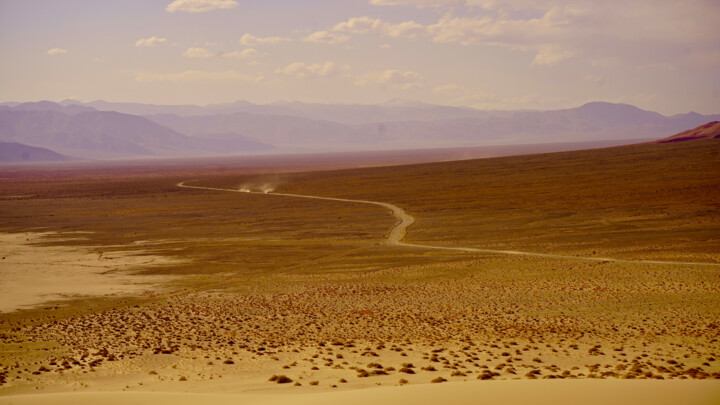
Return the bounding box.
[276,375,293,384]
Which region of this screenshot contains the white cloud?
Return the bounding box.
[426,1,720,68]
[47,48,67,55]
[220,48,262,60]
[530,44,573,66]
[303,31,350,44]
[370,0,467,6]
[585,74,605,85]
[166,0,238,13]
[135,36,167,47]
[239,33,291,46]
[183,47,214,58]
[332,17,428,39]
[355,69,425,90]
[135,70,262,83]
[332,17,385,34]
[275,62,345,79]
[370,0,544,9]
[385,21,428,38]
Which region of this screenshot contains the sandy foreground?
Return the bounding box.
[0,233,178,313]
[1,380,719,405]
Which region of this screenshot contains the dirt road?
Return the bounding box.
[177,181,720,267]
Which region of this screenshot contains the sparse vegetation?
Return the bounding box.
[1,138,719,395]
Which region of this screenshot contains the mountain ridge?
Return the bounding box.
[657,121,720,143]
[2,100,718,160]
[0,141,73,163]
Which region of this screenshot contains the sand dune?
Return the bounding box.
[2,380,719,405]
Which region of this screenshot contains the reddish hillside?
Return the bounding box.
[657,121,720,143]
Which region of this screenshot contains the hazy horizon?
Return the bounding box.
[1,0,719,116]
[3,98,718,117]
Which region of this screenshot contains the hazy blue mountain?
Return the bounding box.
[1,100,96,115]
[352,102,720,146]
[60,99,484,124]
[3,100,719,159]
[0,109,273,159]
[148,101,720,150]
[147,112,367,150]
[259,100,484,124]
[0,141,73,163]
[190,133,275,153]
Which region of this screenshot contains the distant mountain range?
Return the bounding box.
[0,141,72,163]
[0,108,273,159]
[0,99,718,161]
[54,98,482,124]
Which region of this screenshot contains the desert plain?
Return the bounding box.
[1,139,719,404]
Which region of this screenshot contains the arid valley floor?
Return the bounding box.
[1,139,719,404]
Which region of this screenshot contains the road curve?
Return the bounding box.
[177,181,720,267]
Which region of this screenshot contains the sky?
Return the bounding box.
[1,0,719,115]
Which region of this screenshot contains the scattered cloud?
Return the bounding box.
[47,48,67,55]
[303,31,350,44]
[332,16,428,39]
[182,47,214,58]
[365,1,720,69]
[135,70,263,83]
[384,21,428,38]
[166,0,238,13]
[275,62,345,79]
[530,44,573,66]
[135,36,167,47]
[355,69,425,90]
[239,33,291,46]
[370,0,467,7]
[219,48,263,60]
[332,16,385,34]
[584,74,605,85]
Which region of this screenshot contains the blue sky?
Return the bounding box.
[1,0,718,114]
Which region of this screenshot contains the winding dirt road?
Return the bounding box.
[177,181,720,267]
